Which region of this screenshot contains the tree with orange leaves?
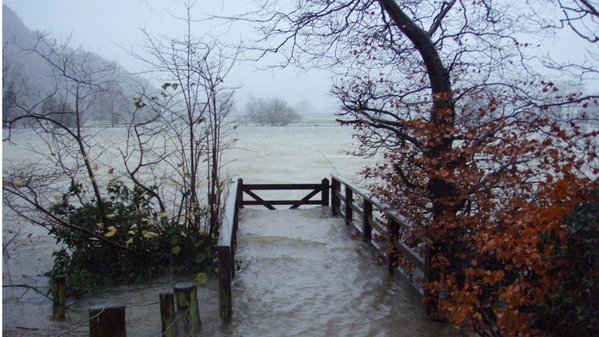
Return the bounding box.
[233,0,599,334]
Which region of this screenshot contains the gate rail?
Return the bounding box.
[217,175,437,320]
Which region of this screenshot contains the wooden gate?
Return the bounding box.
[239,178,330,210]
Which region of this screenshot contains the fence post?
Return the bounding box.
[321,178,330,207]
[52,274,66,319]
[238,178,244,209]
[424,240,442,319]
[174,282,201,335]
[362,199,372,242]
[344,185,353,226]
[159,293,177,337]
[89,304,126,337]
[331,178,340,216]
[218,246,232,320]
[387,219,399,274]
[235,178,242,233]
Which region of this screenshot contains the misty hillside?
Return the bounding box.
[2,5,151,126]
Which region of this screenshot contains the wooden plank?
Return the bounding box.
[217,246,232,320]
[290,188,322,209]
[362,199,372,242]
[368,217,386,236]
[352,203,363,218]
[321,178,330,207]
[89,304,126,337]
[243,189,276,210]
[344,187,353,226]
[396,241,425,271]
[333,189,343,202]
[243,183,321,190]
[331,178,340,216]
[244,200,322,206]
[388,219,399,274]
[217,178,239,247]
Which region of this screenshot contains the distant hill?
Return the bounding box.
[2,5,152,126]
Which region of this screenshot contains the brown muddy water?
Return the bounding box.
[3,207,456,336]
[3,125,456,336]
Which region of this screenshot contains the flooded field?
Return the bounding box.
[2,124,454,336]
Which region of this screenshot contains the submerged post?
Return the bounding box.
[344,186,353,226]
[218,246,233,320]
[159,293,177,337]
[89,304,126,337]
[174,282,201,335]
[362,199,372,242]
[321,178,330,207]
[331,177,340,216]
[238,178,244,209]
[388,219,400,274]
[52,274,66,319]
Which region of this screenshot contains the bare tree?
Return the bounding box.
[91,82,131,126]
[245,96,301,126]
[2,33,141,256]
[125,1,238,239]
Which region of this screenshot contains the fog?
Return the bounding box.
[2,0,339,115]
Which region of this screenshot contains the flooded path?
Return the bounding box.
[2,207,455,337]
[218,207,455,337]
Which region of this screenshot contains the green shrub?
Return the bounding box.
[46,179,212,296]
[537,187,599,336]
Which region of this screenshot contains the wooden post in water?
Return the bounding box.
[174,282,201,335]
[218,246,232,320]
[238,178,244,209]
[362,199,372,242]
[388,219,400,274]
[344,186,353,226]
[424,241,440,318]
[159,293,177,337]
[331,178,340,216]
[89,304,126,337]
[321,178,330,207]
[52,274,66,319]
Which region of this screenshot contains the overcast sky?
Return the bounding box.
[2,0,338,114]
[2,0,597,113]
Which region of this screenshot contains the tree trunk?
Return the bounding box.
[377,0,456,221]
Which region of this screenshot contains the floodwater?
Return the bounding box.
[219,207,455,337]
[2,124,454,336]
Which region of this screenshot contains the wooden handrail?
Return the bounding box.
[217,178,330,320]
[330,174,436,302]
[217,177,241,320]
[217,175,437,320]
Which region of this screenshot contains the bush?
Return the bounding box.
[47,179,211,296]
[536,187,599,336]
[245,97,301,126]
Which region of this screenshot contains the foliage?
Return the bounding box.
[535,186,599,336]
[46,179,211,296]
[3,4,235,300]
[235,1,597,335]
[245,96,301,126]
[128,2,238,239]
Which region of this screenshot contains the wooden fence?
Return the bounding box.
[330,175,437,315]
[217,177,242,320]
[216,178,331,319]
[217,176,437,320]
[240,178,330,209]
